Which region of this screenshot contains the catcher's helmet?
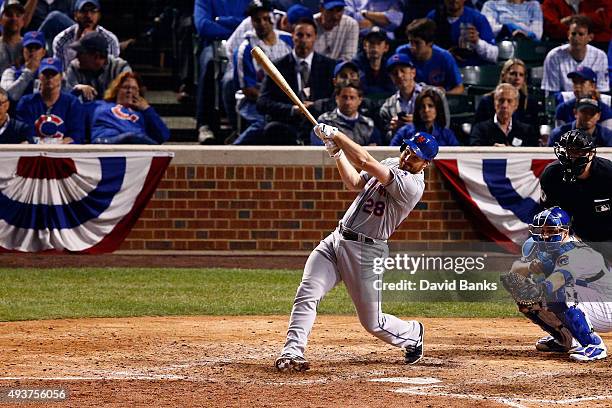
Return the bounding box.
[529,207,570,249]
[553,129,595,182]
[400,132,439,161]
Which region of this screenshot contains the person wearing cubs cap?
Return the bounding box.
[555,67,612,130]
[16,57,85,144]
[52,0,120,74]
[549,98,612,147]
[0,31,46,102]
[313,0,358,61]
[275,123,438,372]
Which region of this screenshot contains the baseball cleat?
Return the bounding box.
[569,345,607,362]
[535,335,576,353]
[275,354,310,372]
[404,322,424,365]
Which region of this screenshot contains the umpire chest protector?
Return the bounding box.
[540,157,612,242]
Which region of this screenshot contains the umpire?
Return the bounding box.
[540,129,612,246]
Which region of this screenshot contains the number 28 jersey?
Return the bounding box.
[341,158,425,240]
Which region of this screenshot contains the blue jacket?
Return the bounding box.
[390,123,460,147]
[549,122,612,147]
[0,117,32,144]
[194,0,251,41]
[16,92,85,144]
[91,102,170,145]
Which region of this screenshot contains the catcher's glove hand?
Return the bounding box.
[314,123,338,141]
[500,271,544,306]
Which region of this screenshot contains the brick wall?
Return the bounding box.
[121,162,482,252]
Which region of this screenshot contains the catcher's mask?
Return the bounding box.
[553,129,595,183]
[529,206,570,251]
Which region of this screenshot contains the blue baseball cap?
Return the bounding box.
[386,53,414,70]
[321,0,346,10]
[567,66,597,83]
[75,0,100,11]
[22,31,45,48]
[333,61,359,78]
[39,57,62,74]
[286,4,313,24]
[401,132,439,161]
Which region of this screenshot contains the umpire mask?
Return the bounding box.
[553,129,595,183]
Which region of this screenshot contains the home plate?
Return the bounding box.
[370,377,442,385]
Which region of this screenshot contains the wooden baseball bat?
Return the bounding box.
[250,46,318,126]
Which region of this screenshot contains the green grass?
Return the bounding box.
[0,268,520,322]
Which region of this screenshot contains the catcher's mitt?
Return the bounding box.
[500,271,544,306]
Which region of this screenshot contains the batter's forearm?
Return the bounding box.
[335,153,363,191]
[333,131,371,169]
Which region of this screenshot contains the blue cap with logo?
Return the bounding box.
[39,57,63,74]
[386,53,414,70]
[23,31,45,48]
[287,4,313,24]
[401,132,439,161]
[333,60,359,78]
[321,0,346,10]
[567,66,597,83]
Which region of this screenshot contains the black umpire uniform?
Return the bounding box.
[540,130,612,246]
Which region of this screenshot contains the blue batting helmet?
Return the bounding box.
[400,132,439,161]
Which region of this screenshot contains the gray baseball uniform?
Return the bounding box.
[281,158,425,358]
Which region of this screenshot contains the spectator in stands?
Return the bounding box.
[16,57,84,144]
[427,0,498,67]
[314,0,358,61]
[352,27,394,97]
[1,31,45,103]
[480,0,543,41]
[273,0,320,13]
[345,0,404,37]
[64,32,131,102]
[390,87,459,146]
[310,60,384,131]
[609,41,612,88]
[222,3,312,132]
[29,1,75,47]
[0,88,31,143]
[396,18,464,94]
[474,58,540,127]
[52,0,120,73]
[91,72,170,145]
[380,53,451,144]
[555,67,612,129]
[470,83,539,146]
[549,98,612,147]
[311,82,381,145]
[194,0,251,143]
[541,15,609,94]
[257,18,336,144]
[231,1,293,145]
[0,0,25,74]
[541,0,611,49]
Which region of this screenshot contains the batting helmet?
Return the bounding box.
[400,132,439,161]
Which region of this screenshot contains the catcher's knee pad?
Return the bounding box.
[520,304,573,351]
[562,306,600,347]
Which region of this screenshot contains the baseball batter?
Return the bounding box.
[504,207,612,362]
[275,124,439,372]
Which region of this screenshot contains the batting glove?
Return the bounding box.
[314,123,338,141]
[324,138,342,159]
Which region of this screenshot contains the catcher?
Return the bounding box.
[502,206,612,362]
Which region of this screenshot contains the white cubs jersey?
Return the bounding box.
[340,158,424,240]
[554,240,612,299]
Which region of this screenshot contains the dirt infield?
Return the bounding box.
[1,316,611,408]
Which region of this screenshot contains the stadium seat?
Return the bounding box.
[497,40,515,61]
[529,66,544,88]
[461,65,501,94]
[513,39,558,66]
